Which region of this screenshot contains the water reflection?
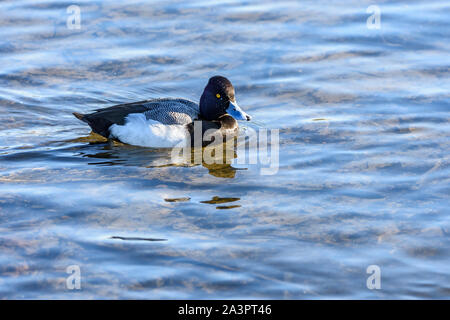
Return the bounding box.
[200,196,240,204]
[201,196,241,210]
[164,197,191,203]
[202,162,238,179]
[75,133,244,178]
[110,236,167,242]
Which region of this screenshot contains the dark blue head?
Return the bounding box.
[199,76,251,122]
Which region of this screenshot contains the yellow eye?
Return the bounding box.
[216,93,221,99]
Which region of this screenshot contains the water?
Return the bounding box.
[0,0,449,299]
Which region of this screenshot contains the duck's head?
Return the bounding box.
[199,76,251,122]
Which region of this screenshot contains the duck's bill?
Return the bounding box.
[227,101,251,121]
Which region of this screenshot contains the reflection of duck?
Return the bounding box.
[202,162,238,179]
[73,76,251,147]
[77,138,243,178]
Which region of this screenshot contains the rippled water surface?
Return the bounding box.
[0,0,449,299]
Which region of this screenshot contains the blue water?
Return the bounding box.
[0,0,449,299]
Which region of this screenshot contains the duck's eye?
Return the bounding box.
[216,93,221,99]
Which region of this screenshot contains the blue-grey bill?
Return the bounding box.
[226,101,251,121]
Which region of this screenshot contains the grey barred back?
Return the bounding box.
[142,98,199,125]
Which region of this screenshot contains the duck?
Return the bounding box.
[73,76,251,148]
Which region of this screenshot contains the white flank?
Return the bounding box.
[109,113,188,148]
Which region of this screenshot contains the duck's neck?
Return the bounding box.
[217,114,237,129]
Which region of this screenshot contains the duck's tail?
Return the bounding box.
[73,112,87,122]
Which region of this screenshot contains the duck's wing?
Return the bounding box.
[73,98,199,138]
[73,103,149,138]
[141,98,199,125]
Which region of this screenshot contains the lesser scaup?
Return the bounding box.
[73,76,251,147]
